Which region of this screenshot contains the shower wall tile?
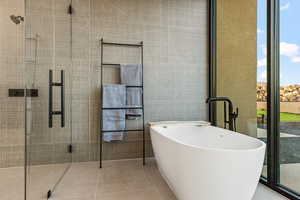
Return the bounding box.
[88,0,207,161]
[0,0,26,168]
[0,146,24,168]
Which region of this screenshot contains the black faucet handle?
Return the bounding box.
[232,107,239,119]
[232,108,239,132]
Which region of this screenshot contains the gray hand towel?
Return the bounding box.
[126,88,143,120]
[103,110,126,142]
[102,84,126,142]
[120,64,142,86]
[103,84,126,108]
[120,64,143,120]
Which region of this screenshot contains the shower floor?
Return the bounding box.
[0,159,290,200]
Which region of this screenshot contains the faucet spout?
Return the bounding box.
[206,97,232,105]
[206,97,237,131]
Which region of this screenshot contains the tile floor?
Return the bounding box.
[0,159,289,200]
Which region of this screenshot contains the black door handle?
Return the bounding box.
[49,70,65,128]
[61,70,65,128]
[49,70,53,128]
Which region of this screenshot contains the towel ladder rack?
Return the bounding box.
[99,38,145,168]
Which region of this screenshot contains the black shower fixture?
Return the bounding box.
[10,15,24,25]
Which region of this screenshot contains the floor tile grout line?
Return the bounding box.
[94,164,101,200]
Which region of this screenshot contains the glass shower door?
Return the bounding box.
[24,0,73,199]
[25,69,72,200]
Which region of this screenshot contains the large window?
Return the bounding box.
[257,0,300,198]
[211,0,300,199]
[279,0,300,194]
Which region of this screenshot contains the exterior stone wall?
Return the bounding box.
[257,83,300,102]
[257,102,300,114]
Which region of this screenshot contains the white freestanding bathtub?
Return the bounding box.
[150,122,266,200]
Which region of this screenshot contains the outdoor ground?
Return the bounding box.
[257,110,300,164]
[257,110,300,122]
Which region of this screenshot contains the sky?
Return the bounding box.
[257,0,300,86]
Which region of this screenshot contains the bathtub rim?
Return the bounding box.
[150,124,266,153]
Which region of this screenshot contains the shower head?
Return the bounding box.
[10,15,24,25]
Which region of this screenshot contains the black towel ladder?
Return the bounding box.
[99,38,145,168]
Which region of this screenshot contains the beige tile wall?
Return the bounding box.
[0,0,208,167]
[0,0,25,168]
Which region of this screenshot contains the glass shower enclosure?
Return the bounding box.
[24,0,73,199]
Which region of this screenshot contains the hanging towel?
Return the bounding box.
[126,88,143,120]
[103,110,126,142]
[102,84,126,142]
[120,64,142,86]
[120,64,143,120]
[103,84,126,108]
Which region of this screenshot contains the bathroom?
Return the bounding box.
[0,0,299,199]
